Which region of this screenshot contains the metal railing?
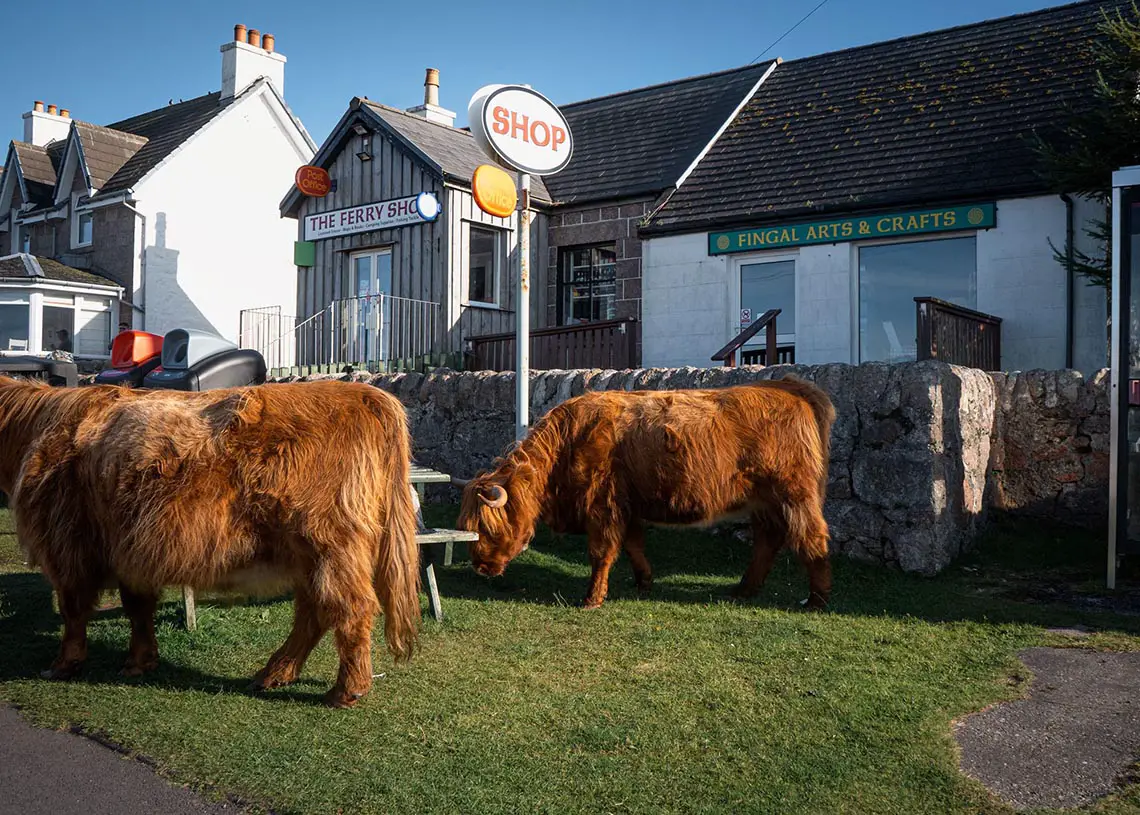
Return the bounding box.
[239,294,442,374]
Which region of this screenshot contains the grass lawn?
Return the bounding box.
[1,506,1139,815]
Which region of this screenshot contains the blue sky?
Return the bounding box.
[2,0,1072,152]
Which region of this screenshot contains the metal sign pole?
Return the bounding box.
[516,172,531,441]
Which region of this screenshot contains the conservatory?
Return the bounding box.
[0,253,123,360]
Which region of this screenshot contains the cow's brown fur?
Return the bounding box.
[458,376,836,609]
[0,376,421,708]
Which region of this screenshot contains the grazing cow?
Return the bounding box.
[457,376,835,609]
[0,377,420,708]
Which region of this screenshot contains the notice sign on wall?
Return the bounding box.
[708,203,996,255]
[303,193,441,241]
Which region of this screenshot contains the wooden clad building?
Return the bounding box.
[278,77,550,367]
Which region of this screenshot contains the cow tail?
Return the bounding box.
[375,403,422,663]
[801,383,836,499]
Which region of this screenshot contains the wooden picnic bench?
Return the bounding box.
[179,463,474,630]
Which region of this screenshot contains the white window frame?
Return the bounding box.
[463,222,506,310]
[729,250,798,348]
[0,292,32,352]
[850,231,979,365]
[71,193,93,249]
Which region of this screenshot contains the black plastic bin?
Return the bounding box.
[142,328,266,392]
[0,355,78,387]
[93,330,165,388]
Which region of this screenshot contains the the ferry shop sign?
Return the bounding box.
[303,193,441,241]
[708,203,996,255]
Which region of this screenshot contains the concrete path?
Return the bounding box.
[0,706,244,815]
[954,646,1140,810]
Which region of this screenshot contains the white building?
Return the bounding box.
[0,23,316,355]
[637,0,1114,376]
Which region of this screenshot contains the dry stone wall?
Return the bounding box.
[277,360,1018,576]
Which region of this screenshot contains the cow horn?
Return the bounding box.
[451,477,470,488]
[479,484,508,508]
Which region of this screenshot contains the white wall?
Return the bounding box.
[643,194,1109,375]
[133,84,313,343]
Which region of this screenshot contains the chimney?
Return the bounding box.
[405,67,456,127]
[22,100,72,146]
[220,23,286,100]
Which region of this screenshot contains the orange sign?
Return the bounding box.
[295,165,331,197]
[472,164,517,218]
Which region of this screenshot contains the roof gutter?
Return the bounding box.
[81,190,136,210]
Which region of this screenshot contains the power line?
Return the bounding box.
[750,0,834,64]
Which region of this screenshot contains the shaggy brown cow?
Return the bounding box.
[457,376,835,609]
[0,376,420,708]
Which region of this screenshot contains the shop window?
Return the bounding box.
[0,302,29,352]
[468,226,504,306]
[858,236,977,363]
[561,245,617,325]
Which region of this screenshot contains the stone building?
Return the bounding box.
[0,23,315,356]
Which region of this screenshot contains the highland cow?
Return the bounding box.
[0,377,420,708]
[457,376,835,609]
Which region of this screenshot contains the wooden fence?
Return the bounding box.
[465,318,640,372]
[915,297,1002,371]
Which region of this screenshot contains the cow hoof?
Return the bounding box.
[323,689,364,709]
[120,660,158,678]
[800,596,828,611]
[581,598,605,610]
[40,662,82,681]
[729,584,759,601]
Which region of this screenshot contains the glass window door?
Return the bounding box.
[351,249,392,365]
[739,259,795,347]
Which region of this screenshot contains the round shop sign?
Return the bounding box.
[468,84,573,176]
[415,192,441,221]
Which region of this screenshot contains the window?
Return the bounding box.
[739,259,795,341]
[42,304,74,353]
[561,245,617,325]
[76,302,111,356]
[0,302,29,352]
[467,226,503,306]
[77,212,93,246]
[21,231,30,254]
[858,236,977,363]
[71,193,92,248]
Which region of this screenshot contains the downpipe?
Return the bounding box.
[121,201,147,331]
[1061,192,1075,370]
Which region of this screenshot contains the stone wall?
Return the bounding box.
[279,360,1015,576]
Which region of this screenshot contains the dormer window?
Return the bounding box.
[21,231,30,254]
[71,193,92,248]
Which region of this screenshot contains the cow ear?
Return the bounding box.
[479,484,508,508]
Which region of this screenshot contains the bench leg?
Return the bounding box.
[423,561,443,622]
[182,586,197,631]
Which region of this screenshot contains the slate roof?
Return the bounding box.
[0,253,120,289]
[643,0,1133,234]
[73,122,148,191]
[95,91,235,198]
[543,62,776,205]
[363,101,552,203]
[12,142,61,204]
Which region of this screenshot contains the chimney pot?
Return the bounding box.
[33,100,44,112]
[47,104,57,115]
[248,28,261,47]
[425,68,440,107]
[263,33,275,52]
[60,109,70,118]
[234,23,247,43]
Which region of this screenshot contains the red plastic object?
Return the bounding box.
[111,331,164,370]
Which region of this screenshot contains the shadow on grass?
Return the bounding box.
[0,571,334,705]
[422,504,1140,634]
[3,507,1139,704]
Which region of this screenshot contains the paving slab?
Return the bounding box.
[954,646,1140,810]
[0,706,244,815]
